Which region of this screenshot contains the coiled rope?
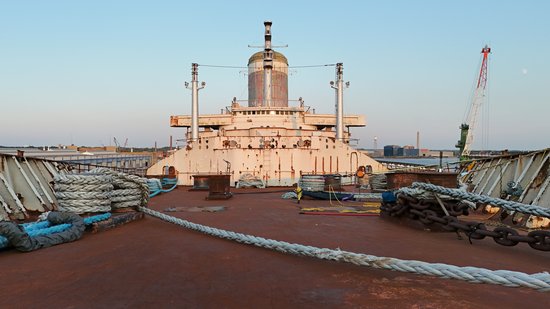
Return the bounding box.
[53,169,149,213]
[54,174,113,214]
[396,187,465,203]
[148,178,178,198]
[89,167,149,210]
[138,206,550,292]
[411,182,550,218]
[0,213,111,249]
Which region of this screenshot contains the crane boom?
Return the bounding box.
[456,45,491,160]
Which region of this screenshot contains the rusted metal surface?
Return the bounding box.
[191,174,233,198]
[191,174,210,190]
[0,187,548,307]
[88,212,144,234]
[386,171,458,190]
[206,174,232,200]
[323,174,342,191]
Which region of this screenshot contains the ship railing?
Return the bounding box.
[224,99,313,113]
[47,159,149,177]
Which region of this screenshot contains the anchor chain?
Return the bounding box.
[381,192,550,251]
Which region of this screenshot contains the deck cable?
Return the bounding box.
[137,205,550,292]
[409,182,550,218]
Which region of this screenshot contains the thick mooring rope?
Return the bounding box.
[396,187,468,204]
[411,182,550,218]
[54,174,113,213]
[138,206,550,292]
[89,167,149,209]
[148,178,178,198]
[53,169,149,213]
[0,213,111,250]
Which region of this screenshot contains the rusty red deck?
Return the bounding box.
[1,187,548,308]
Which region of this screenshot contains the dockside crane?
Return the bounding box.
[113,137,120,152]
[456,45,491,160]
[113,137,128,152]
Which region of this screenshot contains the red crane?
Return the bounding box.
[456,45,491,159]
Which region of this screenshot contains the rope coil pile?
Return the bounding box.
[54,174,113,214]
[299,175,325,192]
[89,167,149,210]
[53,168,149,213]
[369,173,387,191]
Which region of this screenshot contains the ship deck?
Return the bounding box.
[1,187,548,308]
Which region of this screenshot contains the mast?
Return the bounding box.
[331,63,348,140]
[186,63,205,143]
[263,21,273,107]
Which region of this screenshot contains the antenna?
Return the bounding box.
[248,44,288,48]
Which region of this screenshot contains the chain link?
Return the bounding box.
[381,192,550,252]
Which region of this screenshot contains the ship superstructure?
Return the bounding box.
[147,22,385,186]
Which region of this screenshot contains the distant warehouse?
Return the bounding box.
[383,145,419,157]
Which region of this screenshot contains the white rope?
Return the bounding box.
[138,206,550,292]
[113,180,143,189]
[54,174,112,185]
[55,191,110,200]
[88,168,149,208]
[53,169,149,213]
[54,183,113,192]
[110,189,142,196]
[54,174,113,214]
[56,199,111,207]
[110,195,141,203]
[411,182,550,218]
[396,187,461,203]
[111,188,144,209]
[58,203,111,214]
[113,200,143,208]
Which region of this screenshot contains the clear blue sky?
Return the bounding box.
[1,0,549,150]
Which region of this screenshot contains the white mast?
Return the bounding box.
[331,63,348,140]
[186,63,205,143]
